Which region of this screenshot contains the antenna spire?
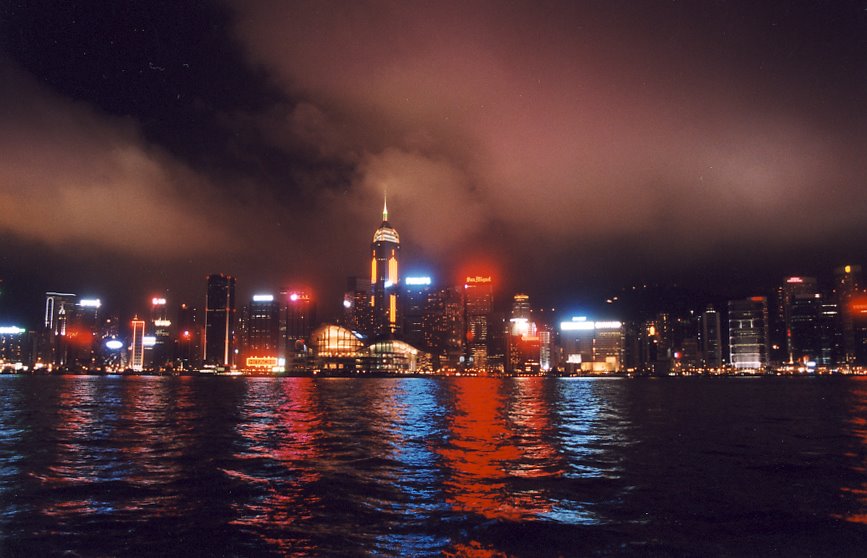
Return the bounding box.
[382,192,388,222]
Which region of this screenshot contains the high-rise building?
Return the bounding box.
[44,291,77,335]
[241,294,281,371]
[559,317,624,373]
[0,325,30,370]
[818,300,842,366]
[464,275,494,370]
[834,264,865,365]
[507,294,536,373]
[40,291,78,366]
[539,329,553,372]
[283,290,316,348]
[402,276,433,349]
[150,296,173,371]
[371,199,400,339]
[66,298,102,370]
[130,317,146,371]
[789,292,823,366]
[343,276,373,339]
[700,305,723,368]
[728,297,770,371]
[773,276,819,364]
[423,286,464,370]
[176,303,200,371]
[203,274,236,369]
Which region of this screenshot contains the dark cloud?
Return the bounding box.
[1,1,867,322]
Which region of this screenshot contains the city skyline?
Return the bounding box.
[2,2,867,324]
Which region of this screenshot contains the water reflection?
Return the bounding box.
[439,378,554,522]
[3,376,865,557]
[369,379,451,555]
[36,376,116,519]
[546,379,637,528]
[0,378,26,524]
[842,378,867,524]
[114,377,188,517]
[228,378,323,555]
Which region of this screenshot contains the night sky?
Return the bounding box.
[1,1,866,325]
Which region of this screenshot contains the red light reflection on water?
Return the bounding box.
[438,378,556,522]
[33,377,99,518]
[840,378,867,524]
[228,378,323,553]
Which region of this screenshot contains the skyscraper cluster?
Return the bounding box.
[1,203,866,376]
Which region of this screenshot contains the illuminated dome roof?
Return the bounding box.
[366,339,420,356]
[372,197,399,244]
[372,222,400,244]
[310,324,365,356]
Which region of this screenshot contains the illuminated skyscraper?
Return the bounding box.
[204,274,236,369]
[176,303,200,371]
[41,291,77,366]
[130,317,146,371]
[241,294,280,371]
[559,317,624,373]
[371,198,400,339]
[773,276,818,364]
[423,286,464,369]
[464,275,493,369]
[402,276,433,349]
[283,289,316,347]
[728,297,770,371]
[343,276,373,338]
[507,294,536,373]
[44,291,76,335]
[789,292,823,366]
[834,264,864,365]
[150,295,173,371]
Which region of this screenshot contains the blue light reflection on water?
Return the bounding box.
[1,375,866,557]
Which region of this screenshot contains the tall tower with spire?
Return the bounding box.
[371,196,400,339]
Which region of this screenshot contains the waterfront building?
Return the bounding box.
[422,286,464,370]
[176,303,200,371]
[539,329,553,372]
[701,305,723,368]
[283,289,316,349]
[241,294,281,372]
[203,274,236,369]
[728,297,770,371]
[310,324,365,374]
[559,317,624,374]
[64,298,102,370]
[371,199,400,339]
[464,275,493,370]
[130,317,146,371]
[402,276,433,350]
[0,326,30,371]
[343,276,373,339]
[506,294,542,373]
[834,264,867,366]
[41,291,76,366]
[150,295,173,371]
[773,276,819,364]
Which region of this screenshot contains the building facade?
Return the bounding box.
[203,274,236,369]
[371,200,400,339]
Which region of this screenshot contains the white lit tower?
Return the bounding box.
[150,295,173,371]
[371,198,400,340]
